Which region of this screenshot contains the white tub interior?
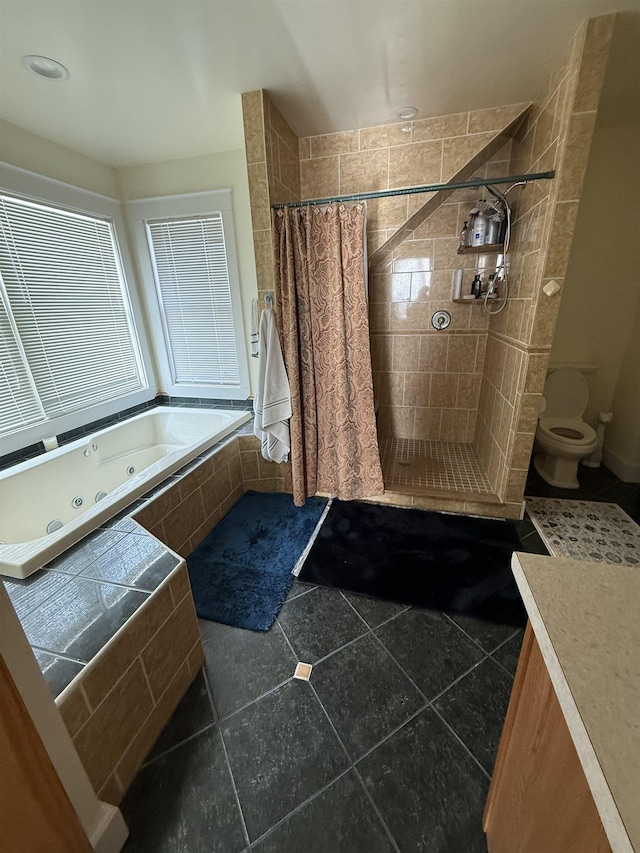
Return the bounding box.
[0,407,250,579]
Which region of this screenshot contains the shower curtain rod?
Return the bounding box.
[271,170,555,210]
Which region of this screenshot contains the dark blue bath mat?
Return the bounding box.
[187,491,327,631]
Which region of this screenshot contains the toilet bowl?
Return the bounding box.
[534,367,597,489]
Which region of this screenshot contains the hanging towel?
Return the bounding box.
[250,298,260,358]
[253,308,291,463]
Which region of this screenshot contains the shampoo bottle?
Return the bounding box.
[471,211,487,247]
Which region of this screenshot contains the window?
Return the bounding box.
[0,168,153,452]
[129,190,249,400]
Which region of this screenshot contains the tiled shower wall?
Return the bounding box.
[370,144,517,442]
[297,107,527,448]
[241,90,301,304]
[474,14,615,509]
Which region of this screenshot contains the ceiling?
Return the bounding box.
[0,0,639,168]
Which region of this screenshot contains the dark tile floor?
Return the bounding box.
[120,461,638,852]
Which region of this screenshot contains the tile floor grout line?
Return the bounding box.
[350,702,430,767]
[215,724,252,850]
[368,631,430,706]
[440,609,520,658]
[306,680,403,853]
[430,704,492,782]
[489,652,517,680]
[217,675,296,723]
[428,655,490,705]
[351,766,403,853]
[337,588,384,630]
[141,721,218,769]
[243,767,354,851]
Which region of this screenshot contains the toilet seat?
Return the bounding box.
[537,417,597,446]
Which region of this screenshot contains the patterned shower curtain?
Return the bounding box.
[272,202,384,507]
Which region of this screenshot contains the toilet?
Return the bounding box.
[534,367,598,489]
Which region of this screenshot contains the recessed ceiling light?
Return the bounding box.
[21,55,70,81]
[398,107,418,120]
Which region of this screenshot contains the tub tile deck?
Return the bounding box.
[21,575,149,664]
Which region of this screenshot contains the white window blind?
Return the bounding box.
[146,213,241,387]
[0,193,146,436]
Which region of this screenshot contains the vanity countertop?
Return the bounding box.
[511,552,639,853]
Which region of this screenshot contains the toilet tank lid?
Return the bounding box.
[543,367,589,418]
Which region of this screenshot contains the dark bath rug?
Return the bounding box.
[298,499,526,626]
[187,491,327,631]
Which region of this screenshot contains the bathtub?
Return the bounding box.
[0,406,251,579]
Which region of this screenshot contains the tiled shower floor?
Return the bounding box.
[380,438,494,498]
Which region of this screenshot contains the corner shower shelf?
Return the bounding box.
[457,243,504,255]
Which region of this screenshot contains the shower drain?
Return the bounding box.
[127,465,135,476]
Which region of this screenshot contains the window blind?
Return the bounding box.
[0,193,146,435]
[146,214,241,386]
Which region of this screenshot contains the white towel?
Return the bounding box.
[253,308,291,463]
[250,297,260,358]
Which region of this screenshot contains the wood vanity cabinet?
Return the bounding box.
[484,622,612,853]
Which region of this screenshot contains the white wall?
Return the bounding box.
[551,120,640,429]
[117,151,258,395]
[0,119,119,198]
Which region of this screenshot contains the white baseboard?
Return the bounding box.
[603,446,640,483]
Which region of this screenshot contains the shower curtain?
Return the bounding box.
[272,202,384,507]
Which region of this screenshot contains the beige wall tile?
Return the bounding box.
[300,156,339,199]
[212,440,239,472]
[573,14,615,112]
[511,432,536,470]
[388,406,415,438]
[414,407,442,440]
[392,335,420,371]
[419,335,448,372]
[359,123,411,150]
[388,141,443,188]
[457,373,482,409]
[310,131,359,158]
[246,162,271,231]
[339,148,389,195]
[413,203,459,239]
[430,373,458,408]
[442,132,496,179]
[411,112,469,142]
[115,661,195,795]
[367,196,409,232]
[240,449,261,481]
[162,489,206,553]
[201,466,232,515]
[299,137,311,160]
[242,477,284,493]
[440,408,469,442]
[392,239,435,273]
[376,372,405,406]
[404,372,431,407]
[557,111,597,201]
[178,458,215,501]
[446,335,478,373]
[369,301,390,332]
[81,581,174,708]
[468,103,529,134]
[141,595,200,702]
[241,91,265,165]
[389,301,430,332]
[268,98,298,154]
[221,484,244,517]
[73,659,154,792]
[57,684,92,738]
[169,563,191,606]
